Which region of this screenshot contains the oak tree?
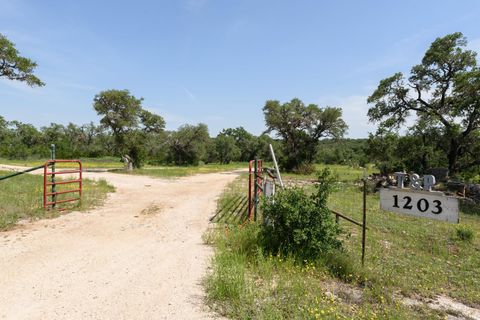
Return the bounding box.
[93,89,165,168]
[367,33,480,174]
[0,33,44,87]
[263,98,347,171]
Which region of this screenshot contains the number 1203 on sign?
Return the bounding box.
[380,188,459,223]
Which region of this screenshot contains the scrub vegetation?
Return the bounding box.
[205,165,480,319]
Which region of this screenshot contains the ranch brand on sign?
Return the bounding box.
[380,172,459,223]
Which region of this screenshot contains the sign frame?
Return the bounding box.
[380,187,459,223]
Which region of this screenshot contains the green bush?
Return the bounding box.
[456,225,475,243]
[260,169,341,261]
[460,198,480,216]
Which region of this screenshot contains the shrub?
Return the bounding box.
[456,226,474,243]
[260,169,341,261]
[460,198,480,216]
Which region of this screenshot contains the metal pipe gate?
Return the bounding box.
[248,158,263,221]
[43,160,83,209]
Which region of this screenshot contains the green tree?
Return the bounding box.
[0,116,8,157]
[166,124,210,165]
[254,134,278,162]
[6,121,43,159]
[41,123,70,157]
[219,127,256,161]
[366,131,403,175]
[452,69,480,172]
[263,98,347,171]
[367,32,480,174]
[93,89,165,168]
[0,34,44,87]
[214,135,241,164]
[0,116,7,141]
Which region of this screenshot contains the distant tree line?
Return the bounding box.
[0,114,276,167]
[1,32,478,180]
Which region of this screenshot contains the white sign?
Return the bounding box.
[264,180,275,197]
[380,188,459,223]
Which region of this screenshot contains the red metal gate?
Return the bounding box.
[248,159,263,221]
[43,160,83,209]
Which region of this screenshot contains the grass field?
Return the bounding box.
[0,158,247,177]
[281,163,377,182]
[0,157,123,169]
[205,165,480,319]
[0,170,115,230]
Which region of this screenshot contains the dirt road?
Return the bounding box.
[0,168,239,319]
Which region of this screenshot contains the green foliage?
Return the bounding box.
[316,138,369,167]
[0,115,274,168]
[0,33,44,87]
[93,89,143,135]
[456,225,474,243]
[93,89,165,168]
[206,167,480,319]
[218,127,256,161]
[367,32,480,174]
[214,135,241,164]
[260,169,341,261]
[1,121,44,159]
[366,124,457,175]
[215,127,279,162]
[166,123,210,165]
[263,98,347,171]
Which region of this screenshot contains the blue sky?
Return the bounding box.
[1,0,480,138]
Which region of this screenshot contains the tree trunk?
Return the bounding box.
[122,155,133,171]
[447,137,460,175]
[421,134,428,172]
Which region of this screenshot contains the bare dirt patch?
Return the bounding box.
[0,167,238,319]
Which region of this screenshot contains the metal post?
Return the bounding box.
[253,157,258,221]
[50,144,56,209]
[269,144,284,189]
[0,164,46,181]
[248,160,253,220]
[361,178,367,267]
